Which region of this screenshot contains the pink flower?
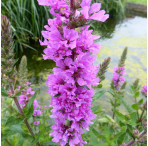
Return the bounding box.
[18,84,42,125]
[142,85,147,97]
[112,66,126,90]
[34,121,40,125]
[38,0,109,145]
[25,82,31,85]
[80,1,109,22]
[37,0,70,17]
[37,0,50,6]
[33,110,42,116]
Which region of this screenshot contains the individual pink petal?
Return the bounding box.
[37,0,50,6]
[89,10,109,22]
[80,0,91,7]
[89,3,101,14]
[80,6,90,19]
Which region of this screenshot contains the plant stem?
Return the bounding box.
[112,99,116,119]
[70,0,74,11]
[10,86,40,146]
[139,102,146,121]
[134,98,140,120]
[125,130,146,146]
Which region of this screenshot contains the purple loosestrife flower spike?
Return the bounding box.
[38,0,109,145]
[19,83,42,125]
[112,66,126,90]
[111,47,128,90]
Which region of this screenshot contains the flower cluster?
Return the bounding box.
[19,82,42,125]
[112,66,126,90]
[38,0,109,145]
[142,85,147,97]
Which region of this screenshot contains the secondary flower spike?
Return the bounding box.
[112,66,126,90]
[19,83,42,125]
[38,0,109,145]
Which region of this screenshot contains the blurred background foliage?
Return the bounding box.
[1,0,53,57]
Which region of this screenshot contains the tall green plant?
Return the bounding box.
[2,0,53,57]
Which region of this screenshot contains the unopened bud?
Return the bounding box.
[140,138,145,143]
[143,121,147,128]
[133,129,139,137]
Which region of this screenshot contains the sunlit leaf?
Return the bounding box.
[93,90,106,101]
[6,116,23,126]
[1,86,9,98]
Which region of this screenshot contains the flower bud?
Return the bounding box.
[140,138,145,143]
[133,129,139,137]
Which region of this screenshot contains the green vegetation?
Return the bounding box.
[2,0,52,57]
[127,0,147,5]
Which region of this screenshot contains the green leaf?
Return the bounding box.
[82,85,90,90]
[127,112,138,125]
[114,110,126,122]
[92,128,101,138]
[22,133,33,140]
[2,129,16,139]
[9,125,23,134]
[129,86,134,95]
[1,86,8,97]
[117,95,133,114]
[105,115,115,123]
[31,134,40,145]
[98,115,115,124]
[25,91,37,119]
[138,99,143,105]
[104,126,110,140]
[134,91,139,98]
[15,91,21,97]
[93,90,106,101]
[98,117,109,123]
[6,98,13,104]
[117,133,126,144]
[90,131,99,146]
[44,141,57,145]
[6,116,23,126]
[132,104,139,110]
[54,93,61,97]
[92,105,100,114]
[97,84,102,88]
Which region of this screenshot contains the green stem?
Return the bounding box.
[112,99,116,119]
[139,102,146,122]
[134,98,140,120]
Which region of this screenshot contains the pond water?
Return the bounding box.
[95,16,147,114]
[26,16,147,114]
